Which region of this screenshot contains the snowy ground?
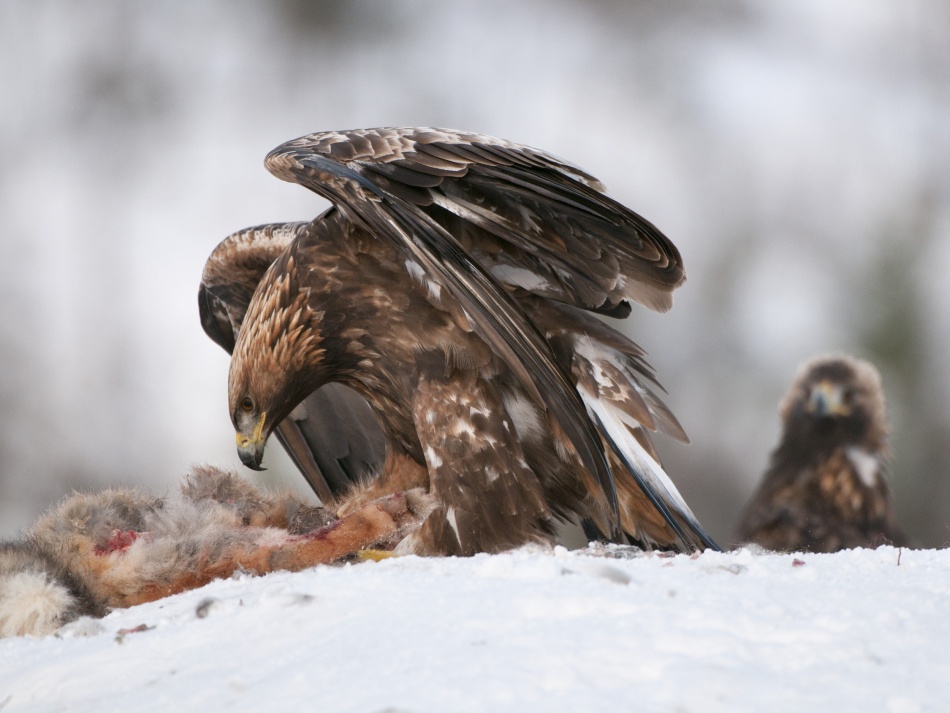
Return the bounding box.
[0,545,947,713]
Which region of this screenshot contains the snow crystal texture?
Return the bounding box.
[0,546,946,712]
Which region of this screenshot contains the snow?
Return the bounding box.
[2,545,947,712]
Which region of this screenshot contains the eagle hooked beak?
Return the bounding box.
[808,381,850,418]
[236,412,268,471]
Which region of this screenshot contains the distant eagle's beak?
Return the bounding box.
[236,413,268,471]
[808,381,850,417]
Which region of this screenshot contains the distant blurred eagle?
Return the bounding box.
[735,355,906,552]
[199,127,717,556]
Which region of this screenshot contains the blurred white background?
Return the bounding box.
[1,1,947,546]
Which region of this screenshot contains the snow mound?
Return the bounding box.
[0,546,946,712]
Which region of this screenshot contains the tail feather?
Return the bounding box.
[579,386,716,551]
[569,332,718,551]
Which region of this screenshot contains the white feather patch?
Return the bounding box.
[573,337,646,396]
[578,384,698,523]
[489,265,553,292]
[846,447,881,488]
[405,259,442,302]
[404,259,426,283]
[502,392,545,443]
[425,446,444,469]
[445,507,461,543]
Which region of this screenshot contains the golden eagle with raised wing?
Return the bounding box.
[199,128,716,555]
[735,354,906,552]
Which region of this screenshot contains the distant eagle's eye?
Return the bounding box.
[240,396,255,413]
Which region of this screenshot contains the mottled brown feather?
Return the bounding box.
[205,128,716,554]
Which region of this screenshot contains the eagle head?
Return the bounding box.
[228,252,326,470]
[778,354,887,455]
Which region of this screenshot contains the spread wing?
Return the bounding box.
[199,222,385,501]
[263,127,687,532]
[266,127,683,314]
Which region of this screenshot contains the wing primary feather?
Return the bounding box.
[273,420,335,503]
[198,283,236,353]
[580,385,719,551]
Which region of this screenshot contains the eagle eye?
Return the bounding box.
[240,396,255,413]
